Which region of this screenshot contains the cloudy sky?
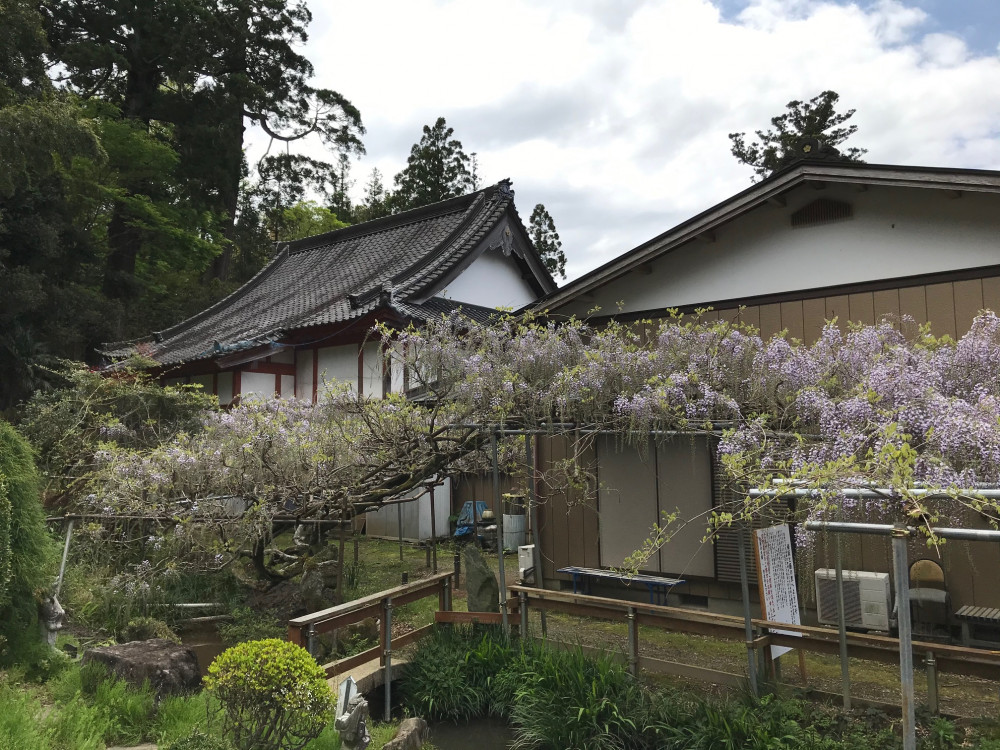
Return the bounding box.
[270,0,1000,281]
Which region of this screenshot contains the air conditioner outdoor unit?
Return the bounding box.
[518,544,535,584]
[814,569,892,632]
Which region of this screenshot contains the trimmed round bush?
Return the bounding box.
[204,639,334,750]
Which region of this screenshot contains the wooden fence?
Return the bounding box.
[509,584,1000,711]
[288,571,453,679]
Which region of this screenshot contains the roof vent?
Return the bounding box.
[791,198,852,228]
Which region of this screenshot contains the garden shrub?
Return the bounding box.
[0,419,56,665]
[400,624,515,723]
[204,638,335,750]
[507,645,645,750]
[216,606,285,646]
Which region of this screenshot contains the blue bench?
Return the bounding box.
[558,566,685,606]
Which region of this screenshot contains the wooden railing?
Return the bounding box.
[509,584,1000,711]
[288,571,453,678]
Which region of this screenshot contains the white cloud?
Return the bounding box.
[254,0,1000,281]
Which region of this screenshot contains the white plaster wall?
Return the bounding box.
[296,350,314,401]
[317,344,358,394]
[279,374,295,399]
[441,249,537,309]
[241,371,276,398]
[362,341,383,398]
[558,186,1000,317]
[390,348,404,394]
[270,349,294,364]
[217,372,233,405]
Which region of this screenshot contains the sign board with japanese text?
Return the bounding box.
[753,524,801,659]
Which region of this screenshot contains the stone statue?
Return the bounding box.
[334,693,371,750]
[38,593,65,648]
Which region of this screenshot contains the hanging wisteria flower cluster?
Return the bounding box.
[82,308,1000,579]
[393,310,1000,531]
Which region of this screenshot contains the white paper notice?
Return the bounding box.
[754,524,801,659]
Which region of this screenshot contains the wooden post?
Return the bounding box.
[520,591,528,636]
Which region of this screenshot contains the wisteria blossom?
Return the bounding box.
[80,309,1000,580]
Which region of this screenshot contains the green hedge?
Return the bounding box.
[0,419,54,663]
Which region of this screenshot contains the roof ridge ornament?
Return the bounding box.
[495,178,514,201]
[378,281,396,308]
[788,137,849,164]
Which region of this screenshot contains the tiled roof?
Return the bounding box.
[105,181,554,366]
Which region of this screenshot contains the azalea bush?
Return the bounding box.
[205,639,334,750]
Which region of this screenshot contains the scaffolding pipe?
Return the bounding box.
[491,431,509,633]
[891,524,917,750]
[54,519,74,598]
[835,508,851,710]
[753,488,1000,500]
[526,433,547,635]
[804,521,1000,542]
[429,484,438,573]
[737,526,759,697]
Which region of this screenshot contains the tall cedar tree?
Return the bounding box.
[728,90,867,181]
[354,168,392,223]
[529,204,566,280]
[393,117,475,211]
[44,0,364,290]
[0,0,109,408]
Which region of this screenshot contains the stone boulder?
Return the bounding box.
[464,546,499,613]
[83,638,201,697]
[383,717,429,750]
[300,559,340,612]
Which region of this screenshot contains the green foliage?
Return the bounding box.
[508,646,644,749]
[217,607,286,647]
[529,203,565,280]
[153,691,216,747]
[205,638,335,750]
[80,664,158,746]
[0,420,55,663]
[401,625,502,722]
[19,363,216,500]
[0,682,51,750]
[393,117,475,211]
[274,201,348,242]
[166,728,234,750]
[122,616,180,643]
[729,90,867,181]
[353,167,392,223]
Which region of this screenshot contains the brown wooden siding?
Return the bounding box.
[451,472,519,517]
[536,435,599,582]
[711,274,1000,342]
[537,273,1000,607]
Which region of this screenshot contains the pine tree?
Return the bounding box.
[393,117,474,211]
[529,204,566,280]
[728,90,866,181]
